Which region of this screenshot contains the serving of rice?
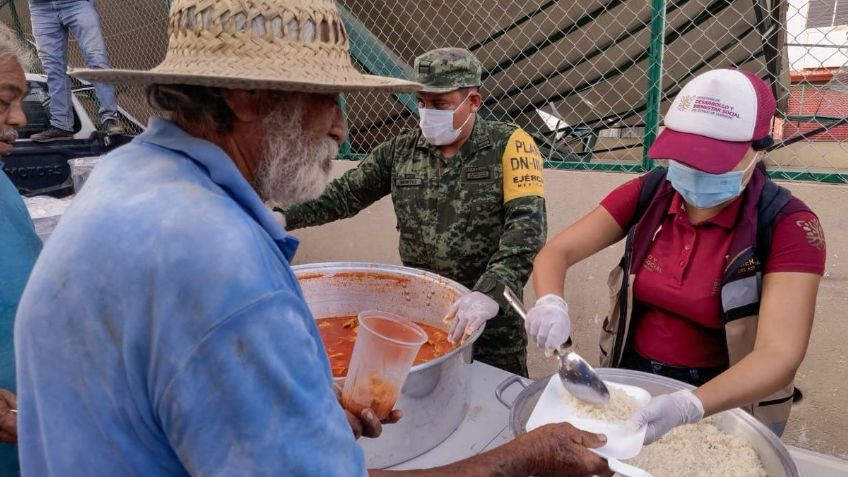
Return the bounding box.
[563,387,639,422]
[615,420,768,477]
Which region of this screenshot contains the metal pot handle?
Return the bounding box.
[495,375,529,410]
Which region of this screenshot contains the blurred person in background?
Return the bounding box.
[28,0,123,141]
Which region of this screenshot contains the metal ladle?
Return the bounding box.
[503,288,611,405]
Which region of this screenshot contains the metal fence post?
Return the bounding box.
[642,0,667,171]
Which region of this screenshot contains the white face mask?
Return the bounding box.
[418,94,473,146]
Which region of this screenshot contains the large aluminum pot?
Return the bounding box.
[293,262,482,469]
[495,369,798,477]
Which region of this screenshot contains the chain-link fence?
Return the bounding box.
[1,0,846,182]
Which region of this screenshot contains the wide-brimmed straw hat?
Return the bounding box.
[71,0,420,93]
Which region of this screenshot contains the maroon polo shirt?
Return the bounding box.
[601,176,826,367]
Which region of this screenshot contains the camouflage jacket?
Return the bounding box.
[284,117,547,308]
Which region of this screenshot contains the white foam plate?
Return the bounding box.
[526,375,652,460]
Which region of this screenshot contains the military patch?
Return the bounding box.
[502,129,544,203]
[476,135,492,150]
[396,176,424,187]
[464,166,492,181]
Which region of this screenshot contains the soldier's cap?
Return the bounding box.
[414,48,482,94]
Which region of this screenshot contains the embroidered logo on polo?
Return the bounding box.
[796,218,825,250]
[643,254,663,274]
[711,280,721,296]
[464,166,492,181]
[395,174,424,187]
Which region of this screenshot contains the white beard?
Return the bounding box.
[255,99,337,206]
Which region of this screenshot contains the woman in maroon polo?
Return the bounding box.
[526,69,825,444]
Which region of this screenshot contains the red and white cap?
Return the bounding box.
[647,68,777,174]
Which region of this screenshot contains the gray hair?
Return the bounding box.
[0,24,34,71]
[146,84,236,134]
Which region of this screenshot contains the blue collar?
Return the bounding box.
[135,118,299,261]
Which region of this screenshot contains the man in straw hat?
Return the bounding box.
[277,48,548,377]
[14,1,608,476]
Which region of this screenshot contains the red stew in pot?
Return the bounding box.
[317,316,454,377]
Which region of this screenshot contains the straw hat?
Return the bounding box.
[71,0,420,93]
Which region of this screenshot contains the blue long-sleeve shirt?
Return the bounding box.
[0,165,41,477]
[15,118,365,476]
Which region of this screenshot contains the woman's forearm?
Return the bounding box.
[695,273,821,416]
[694,347,799,416]
[532,245,570,298]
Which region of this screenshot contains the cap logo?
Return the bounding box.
[689,95,741,120]
[418,60,432,75]
[677,95,694,111]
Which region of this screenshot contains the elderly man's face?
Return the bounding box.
[0,56,26,156]
[255,92,346,206]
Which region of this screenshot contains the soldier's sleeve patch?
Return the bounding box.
[502,129,545,203]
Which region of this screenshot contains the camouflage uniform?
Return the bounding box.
[282,49,547,376]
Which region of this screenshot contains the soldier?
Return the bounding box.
[275,48,548,376]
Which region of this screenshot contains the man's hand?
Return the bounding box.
[632,390,704,444]
[0,389,18,443]
[443,292,499,344]
[334,383,401,439]
[524,423,610,477]
[344,407,403,440]
[368,422,609,477]
[525,294,571,352]
[269,207,287,230]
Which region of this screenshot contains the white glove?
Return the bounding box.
[525,294,571,351]
[443,292,499,344]
[632,390,704,445]
[269,208,286,229]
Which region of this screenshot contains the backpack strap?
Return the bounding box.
[754,179,793,264]
[633,167,668,228]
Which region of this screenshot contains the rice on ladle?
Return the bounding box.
[563,387,639,422]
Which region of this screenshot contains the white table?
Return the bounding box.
[388,362,848,476]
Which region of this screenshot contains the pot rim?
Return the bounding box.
[293,261,482,375]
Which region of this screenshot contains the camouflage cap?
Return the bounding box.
[413,48,482,93]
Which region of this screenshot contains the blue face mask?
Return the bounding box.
[666,155,758,208]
